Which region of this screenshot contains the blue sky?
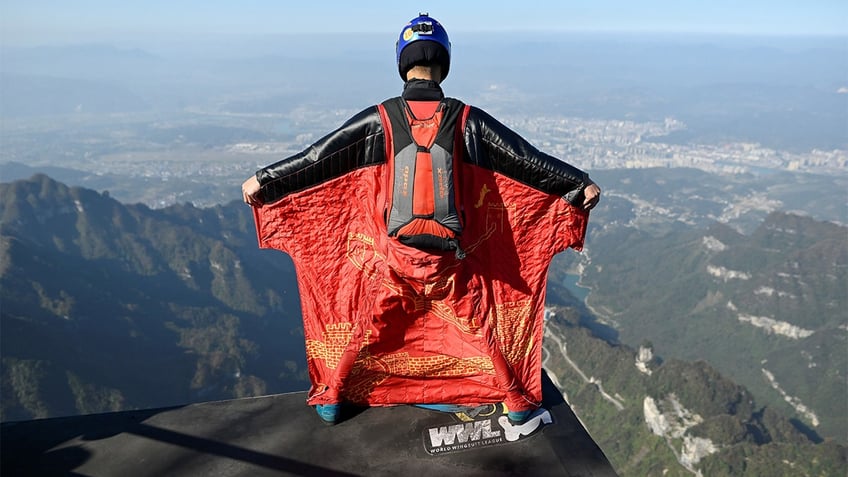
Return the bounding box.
[1,0,846,46]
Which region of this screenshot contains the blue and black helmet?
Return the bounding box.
[396,13,451,82]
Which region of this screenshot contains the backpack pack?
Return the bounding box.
[378,97,469,259]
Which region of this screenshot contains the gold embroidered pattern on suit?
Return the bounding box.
[493,299,534,365]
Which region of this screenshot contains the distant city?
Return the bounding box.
[4,108,845,199]
[489,114,846,175]
[1,33,846,208]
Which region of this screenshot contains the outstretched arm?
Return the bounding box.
[241,106,386,207]
[463,106,600,210]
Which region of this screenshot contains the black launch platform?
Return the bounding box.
[1,372,617,476]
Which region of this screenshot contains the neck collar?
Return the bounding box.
[402,79,444,101]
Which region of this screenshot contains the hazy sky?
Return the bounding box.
[1,0,846,46]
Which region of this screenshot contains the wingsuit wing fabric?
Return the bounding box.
[253,104,589,411]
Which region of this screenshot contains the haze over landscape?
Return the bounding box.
[1,2,846,475]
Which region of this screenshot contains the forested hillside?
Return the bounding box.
[1,175,310,420]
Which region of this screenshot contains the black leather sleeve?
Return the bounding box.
[463,106,590,205]
[255,106,386,204]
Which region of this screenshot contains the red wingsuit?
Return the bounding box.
[253,80,591,413]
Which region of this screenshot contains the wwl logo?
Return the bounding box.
[423,409,553,455]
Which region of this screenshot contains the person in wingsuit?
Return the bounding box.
[242,13,601,425]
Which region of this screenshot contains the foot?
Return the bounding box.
[315,404,341,424]
[507,409,532,424]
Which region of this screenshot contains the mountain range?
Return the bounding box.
[1,174,845,475]
[570,168,848,442]
[1,174,310,419]
[541,305,845,476]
